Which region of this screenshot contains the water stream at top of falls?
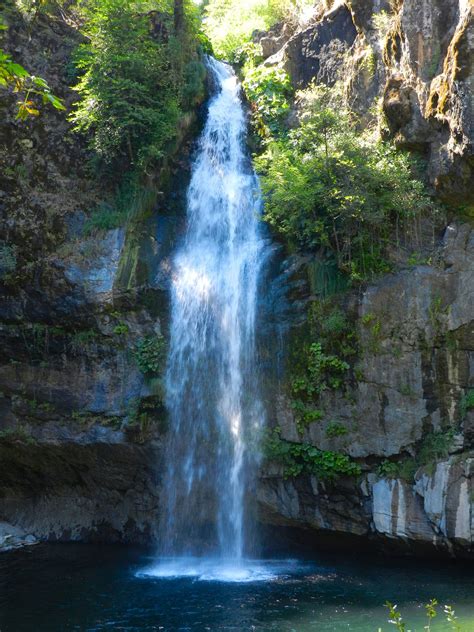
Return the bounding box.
[154,57,269,575]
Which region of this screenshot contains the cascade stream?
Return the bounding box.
[154,58,268,576]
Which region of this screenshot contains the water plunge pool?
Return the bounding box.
[2,544,474,631]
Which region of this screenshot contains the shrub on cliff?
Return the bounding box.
[255,84,440,281]
[70,0,205,174]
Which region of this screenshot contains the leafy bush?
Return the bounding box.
[418,429,455,467]
[70,0,204,174]
[292,342,349,399]
[1,17,65,119]
[243,65,292,136]
[289,301,356,433]
[377,429,455,482]
[325,422,348,438]
[204,0,283,60]
[377,458,417,482]
[255,84,440,281]
[460,389,474,419]
[265,429,361,480]
[134,335,167,376]
[204,0,315,60]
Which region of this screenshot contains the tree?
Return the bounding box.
[0,21,65,119]
[174,0,184,33]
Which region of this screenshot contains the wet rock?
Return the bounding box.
[0,521,38,551]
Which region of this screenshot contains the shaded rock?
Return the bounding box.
[282,3,357,87]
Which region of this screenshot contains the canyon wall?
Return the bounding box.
[256,0,474,557]
[0,0,473,557]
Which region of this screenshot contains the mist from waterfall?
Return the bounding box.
[154,57,268,573]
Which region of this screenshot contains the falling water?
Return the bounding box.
[155,58,268,573]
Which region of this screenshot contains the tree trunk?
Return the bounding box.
[174,0,184,34]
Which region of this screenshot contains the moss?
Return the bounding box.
[426,77,451,118]
[126,394,167,443]
[325,421,348,438]
[382,14,402,68]
[426,16,470,119]
[0,427,36,445]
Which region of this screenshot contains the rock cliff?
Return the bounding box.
[0,6,193,549]
[262,0,473,206]
[258,222,474,556]
[253,0,474,557]
[0,0,473,559]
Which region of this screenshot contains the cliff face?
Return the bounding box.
[1,1,473,559]
[264,0,473,206]
[258,223,474,556]
[0,8,193,549]
[254,0,474,557]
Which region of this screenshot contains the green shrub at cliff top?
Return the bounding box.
[71,0,205,174]
[256,84,440,281]
[204,0,284,60]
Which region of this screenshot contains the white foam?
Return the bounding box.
[136,557,308,583]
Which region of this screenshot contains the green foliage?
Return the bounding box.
[0,241,17,279]
[292,342,349,399]
[204,0,283,61]
[428,295,449,336]
[289,301,356,433]
[0,426,35,445]
[377,458,417,482]
[70,0,204,173]
[0,18,65,118]
[71,409,122,429]
[265,429,361,480]
[385,601,406,632]
[418,429,455,467]
[243,65,292,137]
[361,312,383,353]
[407,251,431,266]
[377,429,455,482]
[126,394,166,441]
[383,600,462,632]
[204,0,315,60]
[113,323,129,336]
[84,178,156,235]
[134,335,167,376]
[84,202,127,235]
[182,59,207,107]
[69,329,99,354]
[325,421,348,438]
[460,389,474,419]
[256,84,439,282]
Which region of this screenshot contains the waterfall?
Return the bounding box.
[157,58,268,567]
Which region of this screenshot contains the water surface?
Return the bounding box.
[2,544,474,631]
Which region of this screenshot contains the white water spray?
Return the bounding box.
[155,58,268,572]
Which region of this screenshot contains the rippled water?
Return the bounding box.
[2,544,474,631]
